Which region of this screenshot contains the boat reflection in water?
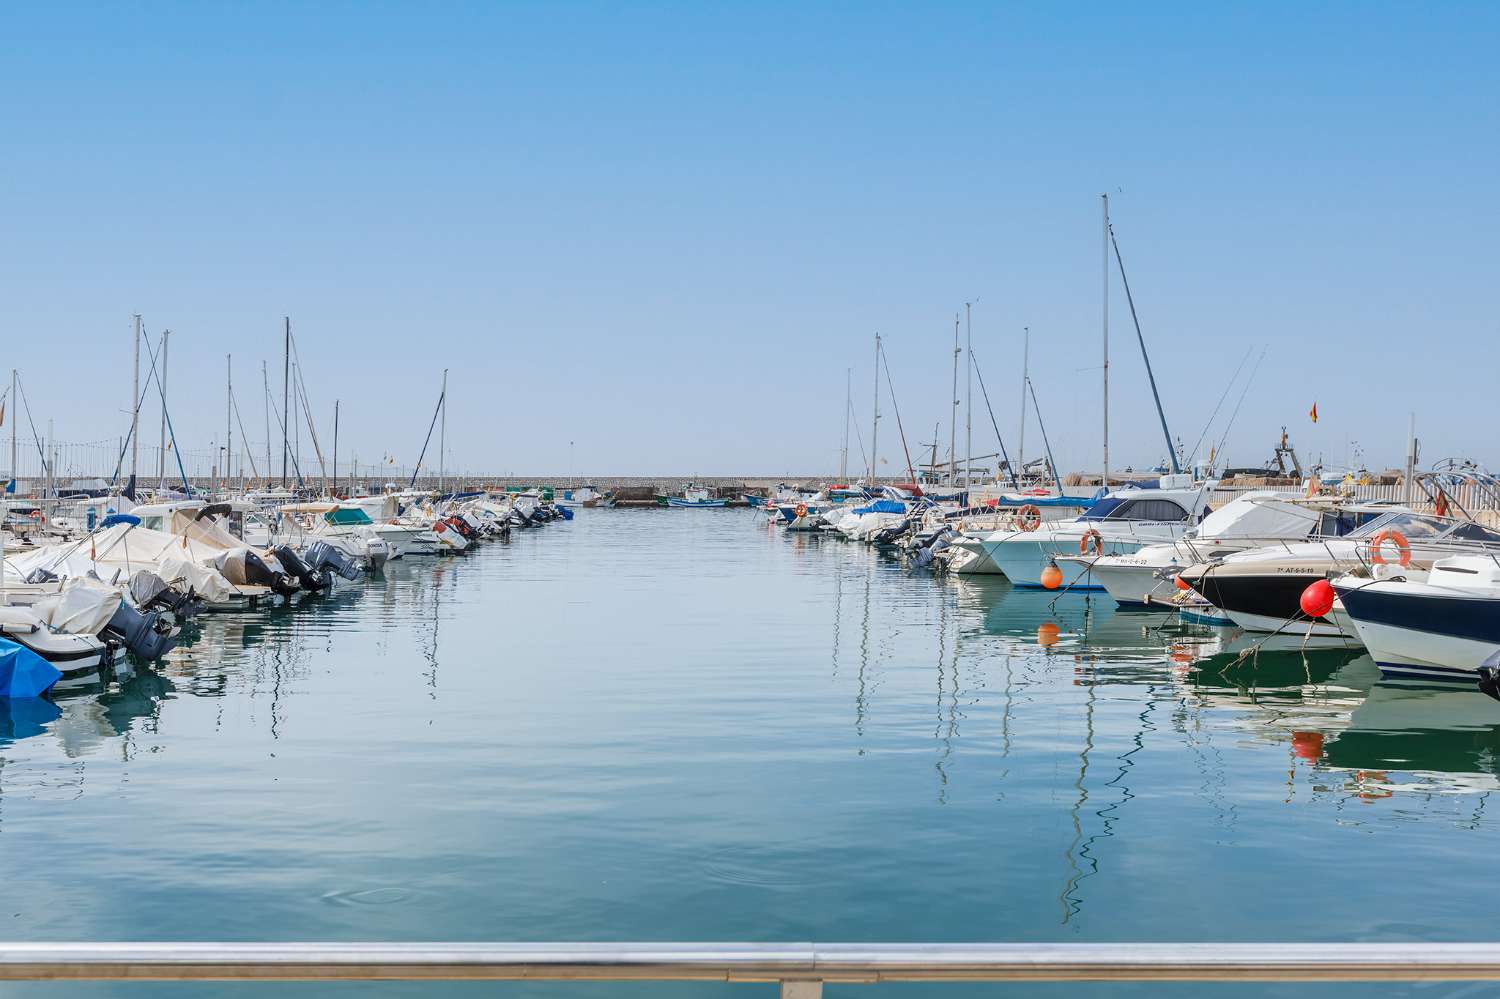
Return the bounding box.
[1,667,174,756]
[979,580,1500,802]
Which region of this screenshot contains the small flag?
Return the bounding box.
[1309,402,1318,424]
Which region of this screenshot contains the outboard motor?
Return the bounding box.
[271,545,328,592]
[303,542,362,586]
[103,601,179,661]
[129,570,205,622]
[215,548,298,596]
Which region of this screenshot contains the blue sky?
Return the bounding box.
[2,2,1496,478]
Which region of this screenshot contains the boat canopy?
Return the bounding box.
[1188,491,1316,540]
[324,507,374,526]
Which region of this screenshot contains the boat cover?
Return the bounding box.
[156,555,240,604]
[0,638,61,698]
[29,576,122,636]
[1193,491,1317,540]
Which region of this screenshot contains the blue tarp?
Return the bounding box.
[853,499,906,515]
[0,639,62,699]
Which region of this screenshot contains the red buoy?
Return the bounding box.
[1174,575,1191,591]
[1299,579,1336,619]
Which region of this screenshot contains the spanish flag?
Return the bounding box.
[1309,402,1318,424]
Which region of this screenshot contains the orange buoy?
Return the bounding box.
[1368,528,1411,568]
[1174,575,1191,591]
[1037,622,1061,646]
[1040,561,1064,590]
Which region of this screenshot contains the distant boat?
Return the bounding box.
[665,484,729,508]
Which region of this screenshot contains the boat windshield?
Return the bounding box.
[1078,497,1127,521]
[1349,511,1500,544]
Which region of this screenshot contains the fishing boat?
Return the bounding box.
[665,484,728,508]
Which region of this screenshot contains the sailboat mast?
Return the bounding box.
[262,360,271,490]
[439,368,448,494]
[157,330,169,486]
[225,354,233,496]
[9,369,16,492]
[840,368,850,482]
[948,314,959,486]
[130,314,140,483]
[964,302,973,489]
[1017,327,1029,482]
[869,334,880,483]
[333,400,340,499]
[1101,193,1110,489]
[281,317,290,488]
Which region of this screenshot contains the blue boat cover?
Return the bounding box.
[0,639,62,698]
[853,499,906,515]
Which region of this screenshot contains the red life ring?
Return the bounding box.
[794,503,808,519]
[1016,504,1042,532]
[1079,528,1104,556]
[1369,528,1411,568]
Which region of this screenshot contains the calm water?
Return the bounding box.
[3,509,1497,999]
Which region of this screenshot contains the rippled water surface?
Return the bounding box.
[3,509,1497,999]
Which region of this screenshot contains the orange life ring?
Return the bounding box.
[794,503,808,519]
[1016,504,1042,532]
[1079,528,1104,556]
[1368,528,1411,568]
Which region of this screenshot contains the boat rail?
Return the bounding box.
[4,942,1500,989]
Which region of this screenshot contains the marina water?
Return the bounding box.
[2,508,1494,999]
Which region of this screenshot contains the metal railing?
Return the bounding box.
[4,943,1500,992]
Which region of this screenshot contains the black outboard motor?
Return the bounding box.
[103,601,179,661]
[271,545,328,592]
[215,549,298,596]
[129,570,205,622]
[303,542,362,586]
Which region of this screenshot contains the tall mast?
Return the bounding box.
[332,400,340,498]
[439,368,448,494]
[964,302,973,488]
[225,354,233,496]
[1101,193,1110,490]
[281,317,290,488]
[9,369,16,492]
[1017,326,1029,482]
[158,330,169,486]
[841,367,851,482]
[869,334,880,483]
[130,314,141,483]
[262,360,271,490]
[948,314,959,486]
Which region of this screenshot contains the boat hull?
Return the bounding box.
[1336,584,1500,681]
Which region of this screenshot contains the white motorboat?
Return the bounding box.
[1069,491,1317,606]
[975,477,1215,590]
[1333,555,1500,682]
[1181,509,1500,638]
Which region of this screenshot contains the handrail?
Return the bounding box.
[4,942,1500,990]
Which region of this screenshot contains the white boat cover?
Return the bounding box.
[28,576,122,636]
[1192,491,1318,541]
[5,525,244,601]
[157,553,240,604]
